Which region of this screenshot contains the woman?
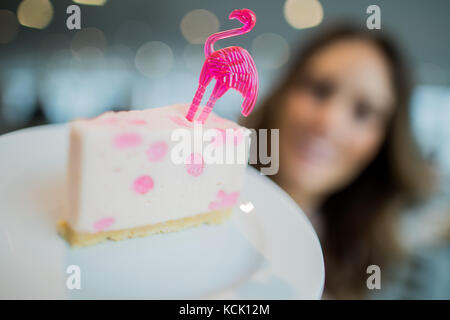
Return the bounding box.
[242,26,435,299]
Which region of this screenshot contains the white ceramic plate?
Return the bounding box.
[0,124,324,299]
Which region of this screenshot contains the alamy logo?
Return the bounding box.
[66,5,81,30]
[366,265,381,290]
[66,265,81,290]
[170,123,249,166]
[366,5,381,30]
[170,123,280,175]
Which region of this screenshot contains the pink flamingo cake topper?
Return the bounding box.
[185,8,259,123]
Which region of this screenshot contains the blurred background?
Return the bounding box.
[0,0,448,299]
[1,0,450,176]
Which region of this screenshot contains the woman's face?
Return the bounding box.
[279,39,395,198]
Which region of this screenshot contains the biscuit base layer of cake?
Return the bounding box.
[59,104,250,247]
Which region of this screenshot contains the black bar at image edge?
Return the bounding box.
[0,299,448,317]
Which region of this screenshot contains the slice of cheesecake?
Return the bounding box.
[58,104,250,247]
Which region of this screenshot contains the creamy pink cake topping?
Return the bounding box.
[88,104,240,131]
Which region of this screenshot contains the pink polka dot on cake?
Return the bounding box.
[147,141,168,162]
[114,133,142,149]
[93,217,115,232]
[186,153,204,177]
[133,175,154,194]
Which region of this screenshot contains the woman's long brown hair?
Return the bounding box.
[241,25,434,298]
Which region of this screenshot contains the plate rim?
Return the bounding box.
[0,123,325,299]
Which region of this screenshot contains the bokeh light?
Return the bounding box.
[252,33,290,70]
[17,0,54,29]
[284,0,323,29]
[135,41,174,78]
[180,9,219,44]
[73,0,107,6]
[0,10,19,44]
[70,27,107,63]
